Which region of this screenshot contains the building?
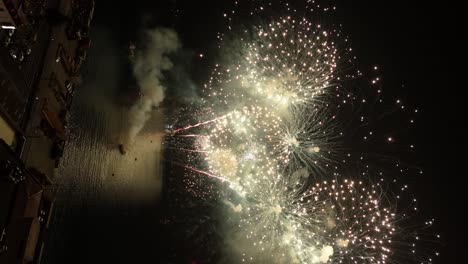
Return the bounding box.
[0,0,94,263]
[0,0,50,151]
[0,139,53,263]
[0,0,28,30]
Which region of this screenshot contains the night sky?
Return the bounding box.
[55,0,460,263]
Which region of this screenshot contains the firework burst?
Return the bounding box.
[166,1,439,263]
[222,175,435,264]
[203,16,343,115]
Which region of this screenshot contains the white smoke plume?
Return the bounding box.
[122,28,179,147]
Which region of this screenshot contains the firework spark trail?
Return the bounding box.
[175,148,208,153]
[172,161,234,184]
[174,134,210,138]
[173,113,230,133]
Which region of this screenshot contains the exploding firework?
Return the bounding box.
[222,175,435,264]
[203,16,344,115]
[166,1,439,263]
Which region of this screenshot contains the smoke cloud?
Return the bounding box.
[122,28,180,146]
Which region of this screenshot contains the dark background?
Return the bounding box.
[68,0,460,262]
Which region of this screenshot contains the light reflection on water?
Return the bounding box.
[41,29,165,264]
